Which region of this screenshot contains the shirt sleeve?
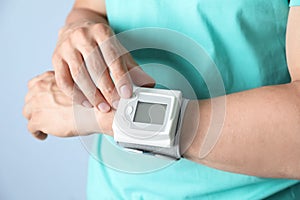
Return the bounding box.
[290,0,300,6]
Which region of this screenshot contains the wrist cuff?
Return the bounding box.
[117,98,189,160]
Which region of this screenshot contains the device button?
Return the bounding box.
[126,106,133,115]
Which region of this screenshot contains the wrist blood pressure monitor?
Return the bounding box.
[113,86,188,159]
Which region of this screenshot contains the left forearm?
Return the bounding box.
[287,7,300,81]
[182,82,300,179]
[181,6,300,179]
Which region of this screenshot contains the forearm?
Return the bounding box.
[182,82,300,179]
[64,0,108,27]
[65,7,108,26]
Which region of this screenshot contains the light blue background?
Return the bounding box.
[0,0,89,199]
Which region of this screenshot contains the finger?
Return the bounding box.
[79,44,119,106]
[25,81,44,103]
[27,71,55,88]
[27,116,48,140]
[73,84,93,107]
[33,131,48,140]
[124,53,156,87]
[54,59,76,97]
[98,68,119,109]
[66,50,110,112]
[25,78,52,103]
[70,30,111,108]
[53,44,88,106]
[96,34,133,99]
[23,97,43,120]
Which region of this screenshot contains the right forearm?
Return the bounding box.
[64,0,107,25]
[65,7,108,26]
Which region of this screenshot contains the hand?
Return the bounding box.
[23,71,114,140]
[52,21,155,112]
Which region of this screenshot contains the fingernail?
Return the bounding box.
[35,131,41,136]
[120,85,131,98]
[98,102,110,112]
[112,100,119,109]
[82,100,93,108]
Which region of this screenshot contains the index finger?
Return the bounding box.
[97,34,133,99]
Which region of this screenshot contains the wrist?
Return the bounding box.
[65,8,108,27]
[180,100,209,160]
[94,107,115,136]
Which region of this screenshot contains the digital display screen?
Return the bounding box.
[133,102,167,125]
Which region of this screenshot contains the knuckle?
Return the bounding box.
[110,58,122,68]
[80,43,96,56]
[105,43,117,55]
[35,80,46,89]
[57,37,73,53]
[61,37,73,49]
[102,86,114,95]
[69,63,82,79]
[27,75,41,88]
[86,90,102,105]
[85,89,97,100]
[115,70,128,81]
[56,77,67,89]
[72,28,88,43]
[68,51,84,66]
[96,67,108,78]
[111,61,127,77]
[68,56,81,67]
[52,53,63,67]
[36,79,45,87]
[54,36,72,50]
[93,23,111,37]
[44,71,54,77]
[102,43,123,65]
[56,78,72,94]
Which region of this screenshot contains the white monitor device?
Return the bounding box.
[113,86,182,148]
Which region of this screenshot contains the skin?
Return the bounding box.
[23,0,300,179]
[52,0,155,112]
[182,6,300,179]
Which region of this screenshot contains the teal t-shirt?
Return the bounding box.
[87,0,300,199]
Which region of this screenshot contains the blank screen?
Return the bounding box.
[133,102,167,125]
